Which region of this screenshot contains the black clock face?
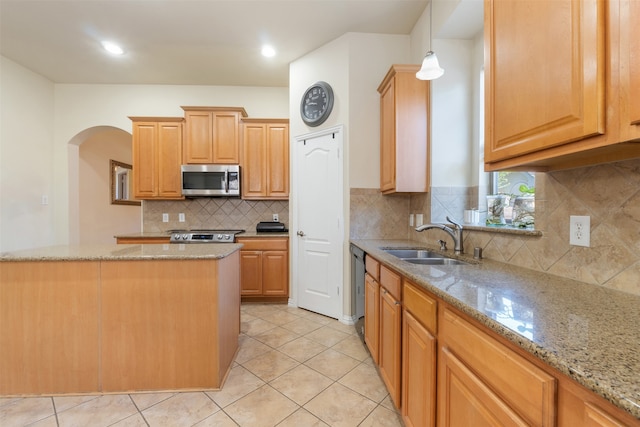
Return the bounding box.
[300,81,334,126]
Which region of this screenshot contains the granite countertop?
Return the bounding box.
[351,239,640,420]
[0,243,242,261]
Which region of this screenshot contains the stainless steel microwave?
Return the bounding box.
[181,164,240,197]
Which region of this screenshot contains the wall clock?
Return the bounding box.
[300,81,334,127]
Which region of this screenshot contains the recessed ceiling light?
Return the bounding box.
[101,41,124,55]
[261,45,276,58]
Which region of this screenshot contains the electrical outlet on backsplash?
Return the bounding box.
[142,199,289,232]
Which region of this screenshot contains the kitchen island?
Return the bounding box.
[0,243,241,396]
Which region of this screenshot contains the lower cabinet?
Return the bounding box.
[379,281,402,407]
[237,237,288,301]
[364,272,380,364]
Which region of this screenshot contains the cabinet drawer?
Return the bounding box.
[403,281,437,335]
[365,255,380,281]
[380,265,401,300]
[236,237,288,251]
[441,308,556,426]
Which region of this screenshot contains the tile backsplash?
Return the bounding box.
[350,158,640,296]
[143,199,289,232]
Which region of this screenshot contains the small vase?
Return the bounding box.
[512,196,535,228]
[486,195,508,226]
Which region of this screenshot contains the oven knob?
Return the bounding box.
[182,234,188,240]
[217,234,223,240]
[225,235,231,240]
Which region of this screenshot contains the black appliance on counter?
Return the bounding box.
[256,222,288,232]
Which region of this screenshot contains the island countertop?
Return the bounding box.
[0,243,242,262]
[351,239,640,420]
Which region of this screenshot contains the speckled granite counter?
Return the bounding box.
[351,239,640,420]
[0,243,242,261]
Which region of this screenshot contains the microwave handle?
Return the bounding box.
[224,170,229,193]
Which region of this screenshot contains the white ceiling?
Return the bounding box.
[0,0,431,87]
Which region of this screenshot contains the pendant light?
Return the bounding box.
[416,0,444,80]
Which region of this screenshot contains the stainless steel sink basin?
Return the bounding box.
[381,247,469,265]
[382,249,444,259]
[402,258,468,265]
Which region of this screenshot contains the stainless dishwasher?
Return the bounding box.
[350,244,365,341]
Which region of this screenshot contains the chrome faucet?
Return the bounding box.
[415,216,464,255]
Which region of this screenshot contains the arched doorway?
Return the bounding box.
[68,126,141,244]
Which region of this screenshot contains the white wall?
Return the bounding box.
[78,127,140,244]
[0,57,56,251]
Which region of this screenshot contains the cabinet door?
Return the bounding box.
[266,123,289,198]
[132,122,158,198]
[364,273,380,364]
[242,123,267,198]
[212,112,240,164]
[439,347,529,426]
[184,111,213,163]
[619,0,640,142]
[379,78,396,193]
[240,251,262,295]
[157,122,183,198]
[262,250,288,296]
[379,287,402,408]
[402,310,436,427]
[485,0,605,163]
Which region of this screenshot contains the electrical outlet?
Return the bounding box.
[178,213,185,222]
[409,214,414,226]
[272,213,279,222]
[416,214,424,227]
[162,213,169,223]
[569,215,590,247]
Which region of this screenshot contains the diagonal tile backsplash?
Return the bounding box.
[143,199,289,232]
[350,158,640,297]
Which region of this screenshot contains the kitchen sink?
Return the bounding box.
[381,247,469,266]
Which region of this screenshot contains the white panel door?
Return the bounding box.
[294,127,343,319]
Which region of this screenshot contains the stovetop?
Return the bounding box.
[169,229,245,243]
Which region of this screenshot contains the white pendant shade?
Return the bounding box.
[416,51,444,80]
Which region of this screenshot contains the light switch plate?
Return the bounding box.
[569,215,590,247]
[162,213,169,223]
[178,213,185,222]
[416,214,424,227]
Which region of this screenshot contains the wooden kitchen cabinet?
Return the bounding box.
[378,265,402,408]
[438,307,556,426]
[182,107,247,164]
[130,117,184,200]
[241,118,289,199]
[237,237,288,301]
[484,0,640,171]
[402,282,437,427]
[364,272,380,364]
[377,64,430,194]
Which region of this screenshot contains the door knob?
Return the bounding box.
[297,230,305,237]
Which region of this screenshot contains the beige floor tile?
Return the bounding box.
[277,336,327,362]
[141,392,219,426]
[0,397,22,409]
[223,385,298,427]
[53,395,100,413]
[270,364,333,405]
[192,410,239,426]
[111,412,149,427]
[235,336,272,364]
[331,334,370,361]
[278,408,329,427]
[296,309,334,325]
[326,320,359,335]
[338,362,389,402]
[253,326,300,348]
[305,325,350,347]
[206,365,265,408]
[129,392,176,411]
[304,383,377,427]
[280,317,325,335]
[305,348,361,380]
[0,397,54,426]
[241,317,277,335]
[57,394,138,427]
[380,395,396,411]
[27,415,59,427]
[241,349,299,382]
[359,404,404,427]
[261,310,302,326]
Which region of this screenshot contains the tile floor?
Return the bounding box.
[1,304,404,427]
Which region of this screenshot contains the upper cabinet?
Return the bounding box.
[130,117,184,200]
[378,64,430,194]
[485,0,640,171]
[182,107,247,164]
[241,118,289,200]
